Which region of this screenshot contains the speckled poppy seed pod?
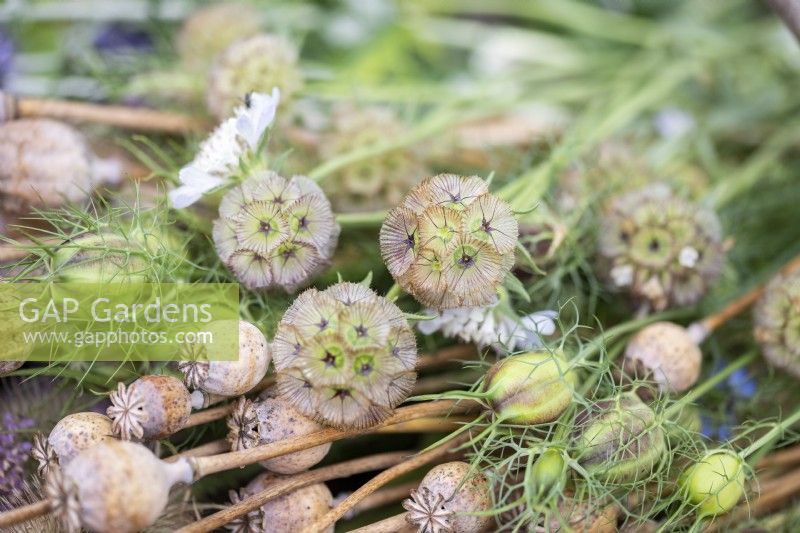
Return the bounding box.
[0,361,23,376]
[178,320,271,407]
[573,393,665,482]
[597,184,724,311]
[0,119,119,219]
[402,461,493,533]
[213,171,340,292]
[273,282,418,429]
[46,440,193,533]
[107,375,192,441]
[207,33,303,120]
[482,350,577,424]
[226,391,331,474]
[623,321,702,394]
[47,412,116,467]
[679,449,745,516]
[754,270,800,378]
[380,174,518,310]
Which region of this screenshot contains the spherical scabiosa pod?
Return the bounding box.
[207,33,302,120]
[679,450,745,516]
[213,171,340,292]
[623,322,702,394]
[47,412,116,467]
[380,174,519,310]
[483,350,576,424]
[402,461,493,533]
[597,184,724,311]
[107,376,192,441]
[573,393,665,482]
[226,391,331,474]
[176,2,262,72]
[754,270,800,378]
[46,440,193,533]
[178,321,271,407]
[273,282,418,429]
[319,104,426,213]
[0,119,119,219]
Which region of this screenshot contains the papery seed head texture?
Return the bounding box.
[272,282,417,429]
[380,174,519,310]
[214,171,340,293]
[754,270,800,378]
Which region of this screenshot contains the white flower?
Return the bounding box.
[610,264,634,287]
[679,246,699,268]
[169,88,281,208]
[417,303,557,354]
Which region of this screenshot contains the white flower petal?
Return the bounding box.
[236,87,281,150]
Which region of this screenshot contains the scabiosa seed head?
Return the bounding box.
[226,390,331,474]
[214,171,340,292]
[573,393,665,482]
[319,104,426,213]
[380,174,518,310]
[107,376,192,441]
[48,412,116,467]
[679,450,745,516]
[597,184,724,311]
[483,350,577,425]
[273,282,417,429]
[754,270,800,378]
[623,322,702,394]
[403,461,493,533]
[207,34,302,120]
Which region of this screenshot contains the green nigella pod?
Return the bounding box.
[380,174,518,310]
[213,171,340,292]
[754,270,800,378]
[679,450,745,516]
[530,448,566,495]
[597,184,724,311]
[573,393,665,482]
[623,322,702,394]
[483,351,576,424]
[207,33,303,120]
[107,376,193,441]
[273,282,417,429]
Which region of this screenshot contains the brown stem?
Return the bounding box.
[184,404,236,429]
[174,451,411,533]
[165,439,229,463]
[349,512,414,533]
[344,482,418,518]
[190,400,471,479]
[307,434,469,532]
[375,416,472,434]
[0,500,51,529]
[765,0,800,42]
[756,442,800,470]
[417,344,477,370]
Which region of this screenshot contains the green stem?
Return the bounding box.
[335,210,387,229]
[385,282,403,302]
[741,405,800,459]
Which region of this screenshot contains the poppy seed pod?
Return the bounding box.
[213,171,340,292]
[207,33,302,120]
[0,361,23,376]
[623,322,702,394]
[542,498,619,533]
[107,376,192,441]
[46,440,193,533]
[679,450,745,516]
[597,184,724,311]
[226,392,331,474]
[47,412,116,467]
[178,320,271,407]
[483,351,576,424]
[228,472,334,533]
[573,393,665,482]
[380,174,519,309]
[273,282,418,429]
[0,119,119,219]
[402,461,493,533]
[754,270,800,378]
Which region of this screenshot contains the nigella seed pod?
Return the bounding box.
[679,450,745,516]
[623,322,702,394]
[530,448,566,496]
[754,270,800,378]
[573,393,665,482]
[226,391,331,474]
[0,119,119,220]
[483,351,577,424]
[213,171,340,292]
[47,412,116,466]
[597,184,724,311]
[207,33,302,120]
[179,320,271,407]
[107,376,192,441]
[380,174,518,309]
[273,282,418,429]
[402,461,493,533]
[46,440,193,533]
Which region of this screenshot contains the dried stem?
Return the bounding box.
[349,512,414,533]
[165,439,228,463]
[345,482,418,518]
[184,403,237,429]
[175,451,411,533]
[0,500,51,529]
[757,443,800,470]
[307,434,469,531]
